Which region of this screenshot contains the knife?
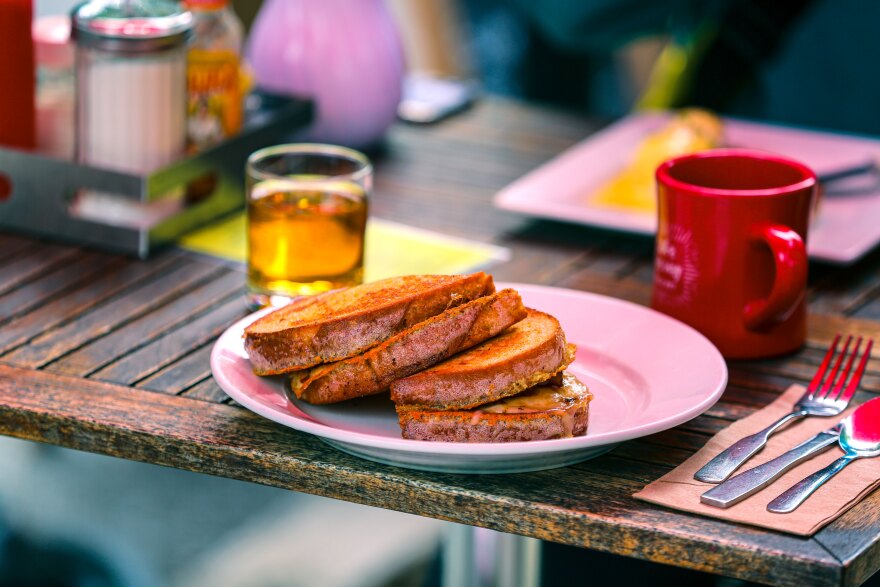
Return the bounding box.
[700,424,842,508]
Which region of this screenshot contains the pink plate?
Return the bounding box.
[494,112,880,264]
[210,283,728,473]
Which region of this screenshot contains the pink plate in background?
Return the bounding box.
[210,283,728,473]
[494,112,880,264]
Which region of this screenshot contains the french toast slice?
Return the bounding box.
[289,288,527,404]
[397,372,592,442]
[391,309,575,411]
[245,273,494,375]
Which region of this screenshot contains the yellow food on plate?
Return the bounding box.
[591,109,724,213]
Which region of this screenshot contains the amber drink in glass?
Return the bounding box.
[246,144,370,308]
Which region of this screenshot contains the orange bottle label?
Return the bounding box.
[187,49,242,151]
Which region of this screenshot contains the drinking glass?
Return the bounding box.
[246,144,370,308]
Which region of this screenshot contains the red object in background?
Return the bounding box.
[652,149,816,359]
[0,174,11,201]
[0,0,36,150]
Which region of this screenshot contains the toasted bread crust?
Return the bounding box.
[245,273,494,375]
[397,373,591,442]
[290,289,527,404]
[391,309,574,410]
[399,407,588,442]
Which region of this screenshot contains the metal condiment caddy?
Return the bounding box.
[0,92,311,258]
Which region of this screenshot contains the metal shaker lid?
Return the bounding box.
[71,0,192,52]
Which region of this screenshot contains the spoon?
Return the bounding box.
[767,395,880,513]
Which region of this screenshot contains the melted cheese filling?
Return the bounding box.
[479,372,591,414]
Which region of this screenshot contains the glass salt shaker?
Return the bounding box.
[71,0,192,174]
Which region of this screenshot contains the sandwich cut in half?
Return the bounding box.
[289,288,527,405]
[244,273,495,375]
[391,309,592,442]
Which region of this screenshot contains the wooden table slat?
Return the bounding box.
[610,440,697,468]
[2,257,222,368]
[0,257,193,367]
[850,296,880,322]
[136,343,216,395]
[43,270,243,377]
[180,376,229,403]
[91,297,248,386]
[703,400,758,422]
[0,244,84,298]
[0,234,41,263]
[0,251,124,323]
[808,250,880,316]
[814,491,880,587]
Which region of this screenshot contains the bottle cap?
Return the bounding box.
[71,0,192,53]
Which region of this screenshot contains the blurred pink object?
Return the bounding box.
[246,0,405,148]
[33,15,74,159]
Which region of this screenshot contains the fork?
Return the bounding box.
[695,334,871,484]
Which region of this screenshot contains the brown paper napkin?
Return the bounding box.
[634,385,880,536]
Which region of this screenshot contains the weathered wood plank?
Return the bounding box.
[808,248,880,316]
[578,242,654,278]
[729,339,880,390]
[491,222,622,285]
[3,258,221,367]
[0,254,182,356]
[43,270,243,377]
[180,376,228,403]
[727,368,806,395]
[0,244,82,298]
[807,313,880,345]
[703,400,756,422]
[0,233,39,263]
[735,361,880,394]
[611,441,695,469]
[372,176,524,238]
[0,365,841,587]
[572,453,673,485]
[675,413,732,436]
[814,490,880,587]
[0,251,123,323]
[624,256,655,284]
[135,343,215,394]
[728,365,880,399]
[850,297,880,322]
[491,245,589,285]
[640,427,711,453]
[377,152,540,192]
[401,99,594,152]
[381,135,557,178]
[92,297,247,386]
[556,271,653,306]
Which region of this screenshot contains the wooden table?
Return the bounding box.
[2,98,880,587]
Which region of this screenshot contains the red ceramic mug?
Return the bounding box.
[652,149,816,359]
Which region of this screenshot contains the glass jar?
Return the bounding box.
[184,0,245,152]
[71,0,192,174]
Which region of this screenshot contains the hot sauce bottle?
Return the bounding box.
[184,0,244,153]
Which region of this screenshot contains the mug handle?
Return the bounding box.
[743,223,807,331]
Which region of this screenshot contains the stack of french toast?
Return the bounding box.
[244,273,592,442]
